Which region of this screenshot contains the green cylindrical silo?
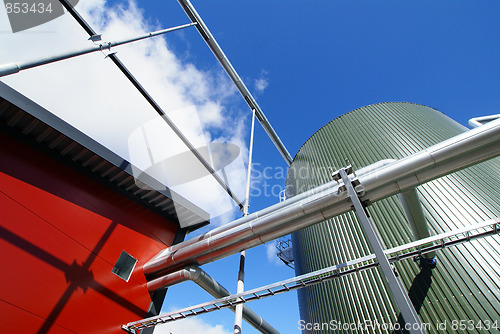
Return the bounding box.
[286,102,500,333]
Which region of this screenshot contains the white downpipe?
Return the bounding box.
[235,109,256,333]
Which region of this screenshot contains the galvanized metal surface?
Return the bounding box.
[287,102,500,333]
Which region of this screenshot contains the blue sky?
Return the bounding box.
[141,1,500,333]
[1,1,499,333]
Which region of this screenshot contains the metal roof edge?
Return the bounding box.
[0,81,209,230]
[289,101,464,165]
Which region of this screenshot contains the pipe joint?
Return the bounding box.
[0,63,20,77]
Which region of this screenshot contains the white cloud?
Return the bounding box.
[266,241,282,266]
[0,0,248,224]
[254,70,269,93]
[255,78,268,93]
[198,101,224,127]
[152,316,232,334]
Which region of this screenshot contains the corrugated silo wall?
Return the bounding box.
[286,102,500,333]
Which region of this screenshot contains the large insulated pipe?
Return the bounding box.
[398,189,436,260]
[144,117,500,276]
[147,266,279,334]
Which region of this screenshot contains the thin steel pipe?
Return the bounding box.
[468,114,500,128]
[177,0,293,165]
[235,109,256,333]
[243,109,256,215]
[0,23,196,77]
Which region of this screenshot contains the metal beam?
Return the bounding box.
[338,166,425,334]
[176,0,293,166]
[144,117,500,277]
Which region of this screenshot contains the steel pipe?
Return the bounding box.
[0,23,196,78]
[147,266,279,334]
[468,114,500,128]
[144,117,500,276]
[177,0,293,165]
[398,189,436,259]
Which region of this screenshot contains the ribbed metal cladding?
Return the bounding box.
[286,102,500,333]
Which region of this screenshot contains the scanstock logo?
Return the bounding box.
[3,0,79,33]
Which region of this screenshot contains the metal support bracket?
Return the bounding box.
[336,164,426,334]
[88,34,102,42]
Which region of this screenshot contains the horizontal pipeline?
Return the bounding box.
[147,266,279,334]
[144,117,500,277]
[0,23,196,77]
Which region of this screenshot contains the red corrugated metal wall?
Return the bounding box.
[0,132,179,333]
